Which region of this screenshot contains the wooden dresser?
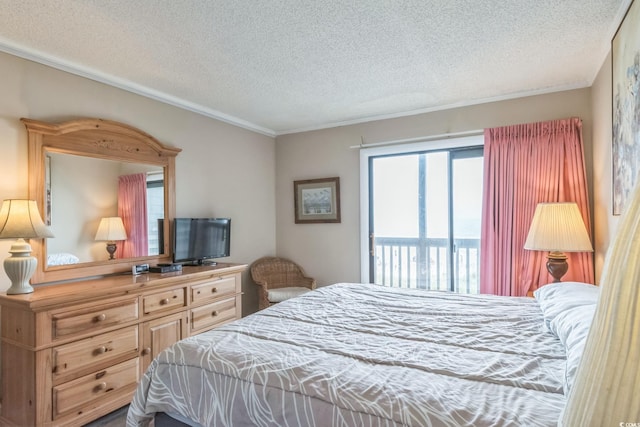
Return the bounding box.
[0,263,246,427]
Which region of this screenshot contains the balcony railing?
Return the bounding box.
[374,236,480,294]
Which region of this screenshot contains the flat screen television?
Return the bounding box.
[173,218,231,265]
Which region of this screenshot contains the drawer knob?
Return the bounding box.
[95,346,107,355]
[94,314,107,322]
[211,310,219,317]
[211,287,217,293]
[141,347,151,356]
[95,382,107,392]
[160,298,170,305]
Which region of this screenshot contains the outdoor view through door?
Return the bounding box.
[370,146,483,293]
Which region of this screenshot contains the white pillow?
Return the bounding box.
[549,304,596,395]
[533,281,599,395]
[533,281,599,328]
[47,252,80,266]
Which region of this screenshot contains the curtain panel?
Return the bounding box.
[480,117,594,296]
[118,173,149,258]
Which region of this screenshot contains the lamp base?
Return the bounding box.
[4,238,37,295]
[546,251,568,283]
[106,242,117,260]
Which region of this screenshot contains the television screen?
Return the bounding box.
[173,218,231,264]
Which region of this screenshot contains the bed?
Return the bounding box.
[127,280,598,427]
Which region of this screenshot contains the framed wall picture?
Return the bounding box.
[294,177,341,223]
[612,0,640,215]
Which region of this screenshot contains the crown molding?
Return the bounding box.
[0,39,276,138]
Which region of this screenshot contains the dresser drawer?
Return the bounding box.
[53,357,139,419]
[190,296,237,332]
[191,275,237,303]
[52,299,139,340]
[143,288,186,315]
[52,326,139,380]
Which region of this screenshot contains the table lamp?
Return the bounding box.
[524,202,593,282]
[95,217,127,260]
[0,199,54,294]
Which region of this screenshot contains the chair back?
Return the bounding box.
[250,256,307,288]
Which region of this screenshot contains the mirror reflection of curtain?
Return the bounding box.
[118,173,148,258]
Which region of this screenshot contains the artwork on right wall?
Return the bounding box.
[612,0,640,215]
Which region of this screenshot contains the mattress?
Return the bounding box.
[127,282,589,426]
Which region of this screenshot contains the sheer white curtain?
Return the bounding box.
[561,179,640,425]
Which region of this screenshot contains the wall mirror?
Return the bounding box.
[25,118,181,284]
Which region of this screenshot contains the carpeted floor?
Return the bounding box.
[83,405,128,427]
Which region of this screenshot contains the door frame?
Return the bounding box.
[359,135,484,283]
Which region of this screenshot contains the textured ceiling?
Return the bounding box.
[0,0,631,136]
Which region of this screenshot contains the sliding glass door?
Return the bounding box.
[367,145,483,293]
[450,148,484,292]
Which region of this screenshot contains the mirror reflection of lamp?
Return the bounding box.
[95,217,127,260]
[0,199,54,294]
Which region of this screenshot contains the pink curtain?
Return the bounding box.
[118,173,148,258]
[480,117,594,296]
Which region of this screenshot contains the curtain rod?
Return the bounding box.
[350,129,484,149]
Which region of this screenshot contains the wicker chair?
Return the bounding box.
[250,256,316,310]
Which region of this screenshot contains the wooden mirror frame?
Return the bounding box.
[24,118,181,284]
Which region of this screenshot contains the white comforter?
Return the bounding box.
[128,283,567,426]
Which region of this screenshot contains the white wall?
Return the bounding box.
[0,51,276,315]
[276,89,594,287]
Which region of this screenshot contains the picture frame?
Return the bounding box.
[612,0,640,215]
[294,177,341,223]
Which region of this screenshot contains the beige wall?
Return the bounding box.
[591,52,621,283]
[0,45,619,310]
[276,89,594,287]
[0,52,276,315]
[47,153,122,262]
